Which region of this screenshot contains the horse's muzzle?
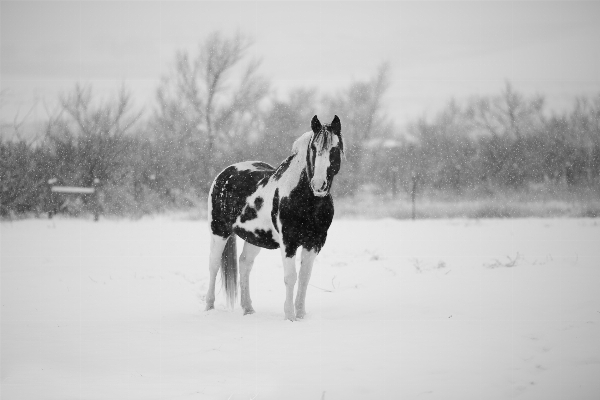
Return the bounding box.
[311,180,328,197]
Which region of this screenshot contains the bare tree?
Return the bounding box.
[0,89,13,138]
[56,84,142,186]
[61,84,140,138]
[468,82,545,139]
[464,82,546,186]
[324,62,391,194]
[253,88,318,165]
[0,89,43,146]
[569,95,600,183]
[326,62,390,144]
[155,31,269,192]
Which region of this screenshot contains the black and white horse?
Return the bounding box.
[205,115,344,321]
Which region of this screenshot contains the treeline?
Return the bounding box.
[367,84,600,197]
[1,32,599,218]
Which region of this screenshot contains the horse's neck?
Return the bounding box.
[277,146,310,197]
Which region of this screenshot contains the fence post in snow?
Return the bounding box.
[411,172,418,221]
[91,178,101,222]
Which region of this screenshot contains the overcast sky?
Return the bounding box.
[2,0,600,128]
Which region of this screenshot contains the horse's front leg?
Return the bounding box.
[279,248,297,321]
[295,248,317,319]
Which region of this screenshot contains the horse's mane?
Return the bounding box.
[291,131,313,156]
[311,128,334,152]
[291,126,342,156]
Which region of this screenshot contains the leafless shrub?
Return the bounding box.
[485,253,521,269]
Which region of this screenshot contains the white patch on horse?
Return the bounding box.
[233,185,280,243]
[234,161,263,172]
[277,131,312,198]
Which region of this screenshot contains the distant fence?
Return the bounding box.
[51,186,95,194]
[47,178,102,221]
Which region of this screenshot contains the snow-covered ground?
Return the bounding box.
[1,217,599,400]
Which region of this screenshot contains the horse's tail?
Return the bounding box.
[220,235,238,309]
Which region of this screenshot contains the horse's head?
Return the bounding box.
[306,115,344,197]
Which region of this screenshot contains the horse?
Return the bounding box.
[204,115,344,321]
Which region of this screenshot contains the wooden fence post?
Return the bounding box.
[411,173,418,220]
[92,178,101,221]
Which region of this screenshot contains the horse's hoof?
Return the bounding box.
[205,303,214,311]
[296,312,306,319]
[243,308,255,315]
[285,313,296,322]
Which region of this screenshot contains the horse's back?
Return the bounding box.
[209,161,275,239]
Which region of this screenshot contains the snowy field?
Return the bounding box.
[1,217,599,400]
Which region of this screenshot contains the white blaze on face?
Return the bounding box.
[311,134,339,196]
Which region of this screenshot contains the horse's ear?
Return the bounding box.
[311,115,322,133]
[330,115,341,136]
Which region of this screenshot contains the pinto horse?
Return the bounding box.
[205,115,344,321]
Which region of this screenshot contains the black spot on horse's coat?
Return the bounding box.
[233,226,279,250]
[279,170,334,258]
[325,147,341,190]
[254,229,278,248]
[271,189,279,233]
[240,205,257,223]
[253,162,273,171]
[257,177,269,187]
[329,148,341,176]
[306,144,315,177]
[239,196,264,223]
[273,154,295,181]
[210,165,274,238]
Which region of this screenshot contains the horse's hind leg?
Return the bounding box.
[295,248,317,319]
[205,234,228,311]
[239,241,261,315]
